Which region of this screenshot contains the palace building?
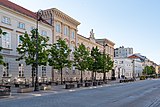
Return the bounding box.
[0,0,115,83]
[0,0,53,83]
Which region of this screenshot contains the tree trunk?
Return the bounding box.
[52,67,54,82]
[103,72,106,82]
[80,70,83,83]
[92,71,94,82]
[31,65,35,87]
[95,72,97,81]
[60,68,63,85]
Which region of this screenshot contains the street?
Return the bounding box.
[1,79,160,107]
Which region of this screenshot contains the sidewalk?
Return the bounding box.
[0,79,121,100]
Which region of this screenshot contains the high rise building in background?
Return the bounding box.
[0,0,115,83]
[114,46,133,58]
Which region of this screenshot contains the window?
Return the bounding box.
[119,61,123,64]
[3,63,9,77]
[64,26,69,36]
[65,68,69,75]
[70,45,75,53]
[18,22,25,29]
[2,32,11,49]
[18,64,24,77]
[18,35,23,46]
[42,66,46,77]
[71,30,75,39]
[72,66,76,74]
[30,26,35,31]
[2,16,11,25]
[41,30,47,36]
[56,23,61,33]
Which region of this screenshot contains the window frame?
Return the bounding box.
[18,22,25,29]
[41,30,47,36]
[71,30,75,39]
[18,64,24,77]
[2,16,11,25]
[56,23,61,33]
[2,31,11,49]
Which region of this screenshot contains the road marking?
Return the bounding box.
[31,94,42,96]
[69,89,75,92]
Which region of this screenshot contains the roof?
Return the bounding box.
[0,0,50,25]
[128,53,146,61]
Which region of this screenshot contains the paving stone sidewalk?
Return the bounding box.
[0,79,125,100]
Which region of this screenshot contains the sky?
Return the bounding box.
[10,0,160,64]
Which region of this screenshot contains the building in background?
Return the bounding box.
[114,46,133,58]
[114,58,143,79]
[128,53,157,69]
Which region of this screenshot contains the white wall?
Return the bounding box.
[114,58,143,79]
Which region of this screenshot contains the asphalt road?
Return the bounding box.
[1,79,160,107]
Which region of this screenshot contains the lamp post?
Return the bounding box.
[118,67,121,79]
[35,10,43,91]
[103,41,108,82]
[132,59,135,80]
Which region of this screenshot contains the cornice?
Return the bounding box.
[96,38,115,46]
[44,8,80,26]
[77,34,103,48]
[0,25,13,31]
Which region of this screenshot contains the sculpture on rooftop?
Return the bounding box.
[90,29,95,39]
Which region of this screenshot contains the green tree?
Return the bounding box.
[0,28,7,65]
[88,46,102,81]
[16,29,49,86]
[48,39,72,85]
[150,66,156,74]
[99,54,114,82]
[73,44,89,83]
[143,66,156,75]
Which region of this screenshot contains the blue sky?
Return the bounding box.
[10,0,160,64]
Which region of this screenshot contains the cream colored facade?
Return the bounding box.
[43,8,115,81]
[77,33,103,80]
[0,0,115,82]
[155,65,159,74]
[43,8,81,82]
[77,31,115,80]
[0,3,53,82]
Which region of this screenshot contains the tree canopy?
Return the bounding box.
[0,28,7,65]
[48,39,72,84]
[99,54,114,81]
[88,46,102,81]
[143,66,156,75]
[73,43,89,83]
[17,29,49,66]
[16,29,49,86]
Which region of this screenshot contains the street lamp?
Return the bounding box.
[132,59,135,80]
[103,41,108,82]
[118,67,121,79]
[35,10,43,91]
